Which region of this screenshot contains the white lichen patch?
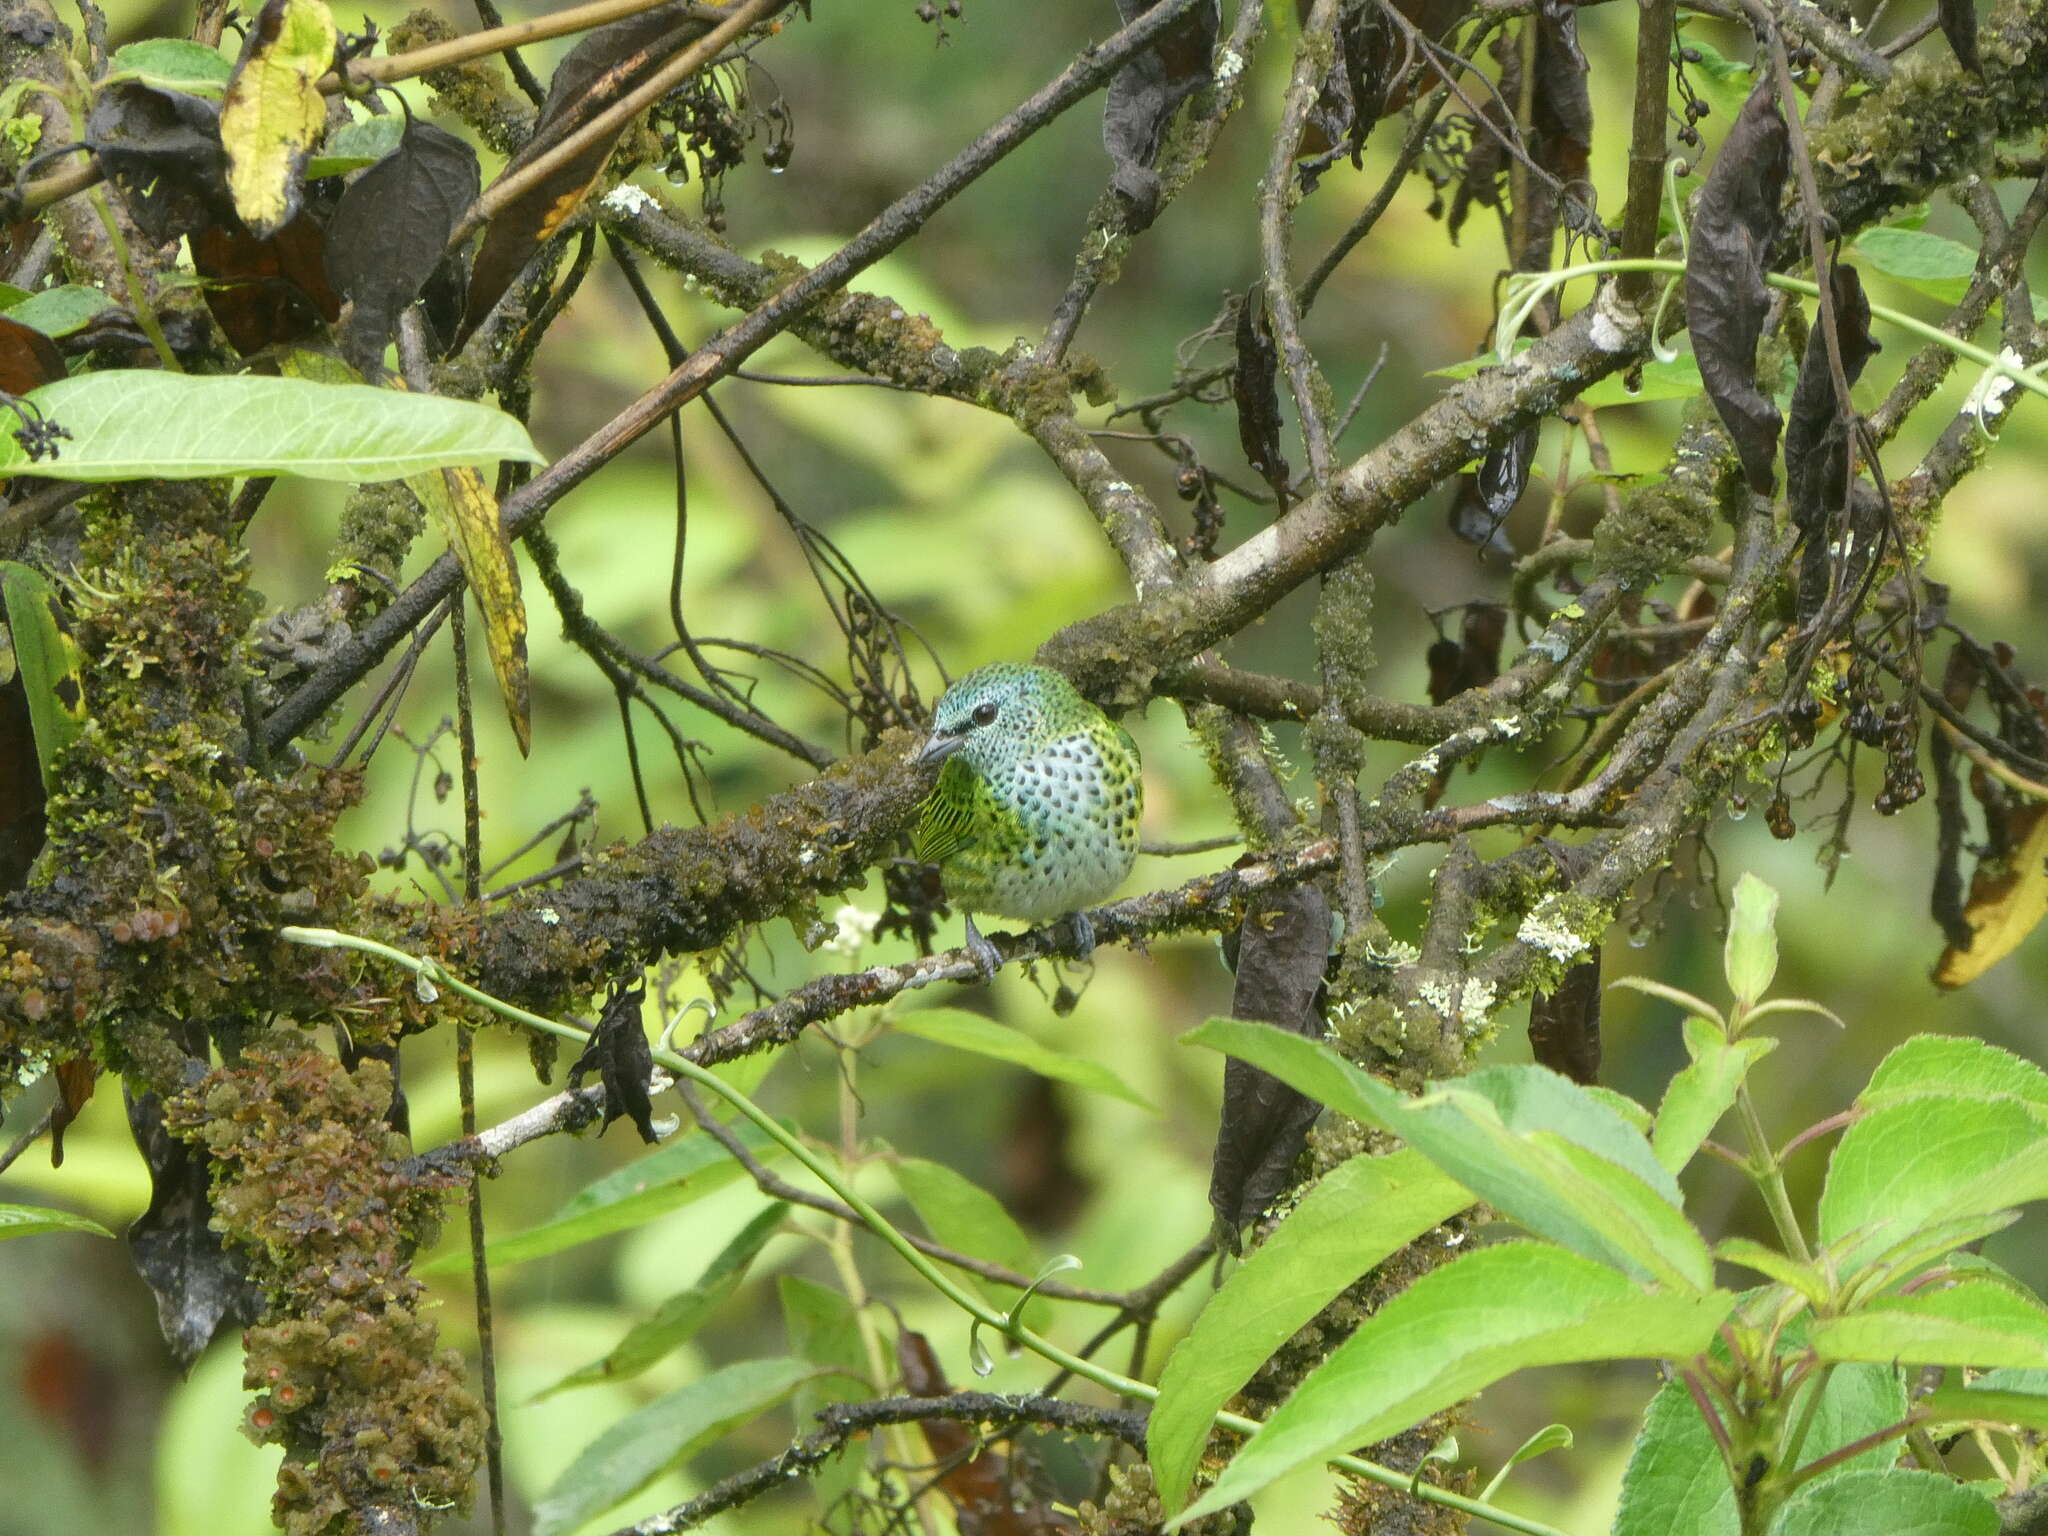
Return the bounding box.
[539,906,560,926]
[1518,901,1590,961]
[602,183,655,215]
[1216,48,1245,81]
[1460,978,1497,1019]
[1589,307,1630,352]
[1962,347,2025,422]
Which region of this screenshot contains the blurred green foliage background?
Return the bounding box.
[5,0,2048,1531]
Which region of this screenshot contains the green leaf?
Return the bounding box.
[1853,227,1979,305]
[1818,1091,2048,1272]
[0,1203,115,1241]
[1857,1035,2048,1113]
[1765,1468,1996,1536]
[1615,1358,1907,1536]
[1654,1022,1775,1174]
[890,1006,1154,1110]
[1173,1243,1732,1525]
[1712,1237,1831,1306]
[779,1275,871,1512]
[1,285,116,338]
[1925,1370,2048,1433]
[1586,1085,1655,1133]
[1609,974,1725,1028]
[412,462,531,753]
[1184,1020,1712,1289]
[1724,873,1779,1006]
[219,0,337,236]
[420,1120,785,1274]
[1813,1278,2048,1369]
[101,38,234,92]
[533,1202,789,1399]
[1149,1150,1473,1512]
[1430,347,1704,407]
[0,561,89,792]
[306,112,406,177]
[0,282,27,308]
[0,371,544,483]
[893,1156,1035,1283]
[1841,1208,2021,1303]
[1480,1423,1573,1501]
[530,1356,812,1536]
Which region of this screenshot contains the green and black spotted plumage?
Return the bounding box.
[913,663,1142,923]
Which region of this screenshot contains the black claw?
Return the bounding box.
[963,914,1001,982]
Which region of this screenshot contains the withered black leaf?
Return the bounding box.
[1209,883,1329,1240]
[1785,263,1880,619]
[325,120,480,373]
[1448,419,1536,553]
[126,1086,264,1367]
[1531,0,1592,226]
[1528,953,1601,1085]
[1102,0,1220,231]
[193,203,342,356]
[1684,80,1789,496]
[1940,0,1983,73]
[567,978,659,1142]
[1232,282,1290,501]
[84,83,235,244]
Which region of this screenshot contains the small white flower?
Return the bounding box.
[1216,48,1245,82]
[539,906,560,927]
[825,904,882,958]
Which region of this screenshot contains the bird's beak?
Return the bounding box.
[915,732,965,770]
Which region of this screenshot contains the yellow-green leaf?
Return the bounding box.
[220,0,336,237]
[411,463,531,755]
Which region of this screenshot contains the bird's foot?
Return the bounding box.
[1060,909,1097,962]
[962,914,1002,982]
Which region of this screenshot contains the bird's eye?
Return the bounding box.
[970,701,999,727]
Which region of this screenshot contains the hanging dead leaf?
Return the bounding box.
[1934,800,2048,988]
[191,207,341,354]
[0,315,65,395]
[1528,953,1601,1084]
[1448,420,1535,553]
[1102,0,1220,230]
[565,980,657,1141]
[461,1,722,342]
[219,0,338,237]
[413,463,530,755]
[85,82,236,243]
[1209,882,1330,1240]
[324,119,480,371]
[1684,80,1789,495]
[1232,283,1289,501]
[1940,0,1983,73]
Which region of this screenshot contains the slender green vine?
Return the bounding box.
[278,925,1577,1536]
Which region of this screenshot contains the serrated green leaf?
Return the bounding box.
[1812,1278,2048,1369]
[893,1156,1034,1284]
[1149,1150,1472,1512]
[419,1119,786,1274]
[220,0,337,237]
[533,1202,788,1400]
[0,1203,115,1241]
[1586,1085,1655,1132]
[1615,1356,1907,1536]
[1818,1090,2048,1271]
[1184,1020,1712,1288]
[0,561,88,792]
[1724,873,1779,1006]
[1655,1032,1775,1174]
[1,285,116,338]
[530,1356,813,1536]
[1712,1237,1831,1305]
[1857,1035,2048,1114]
[1842,1208,2021,1303]
[1765,1467,1996,1536]
[102,38,234,92]
[0,371,544,483]
[306,111,405,177]
[890,1006,1153,1110]
[1174,1243,1732,1525]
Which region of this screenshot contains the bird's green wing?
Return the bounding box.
[913,756,979,864]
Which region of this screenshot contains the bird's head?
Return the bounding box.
[915,662,1085,776]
